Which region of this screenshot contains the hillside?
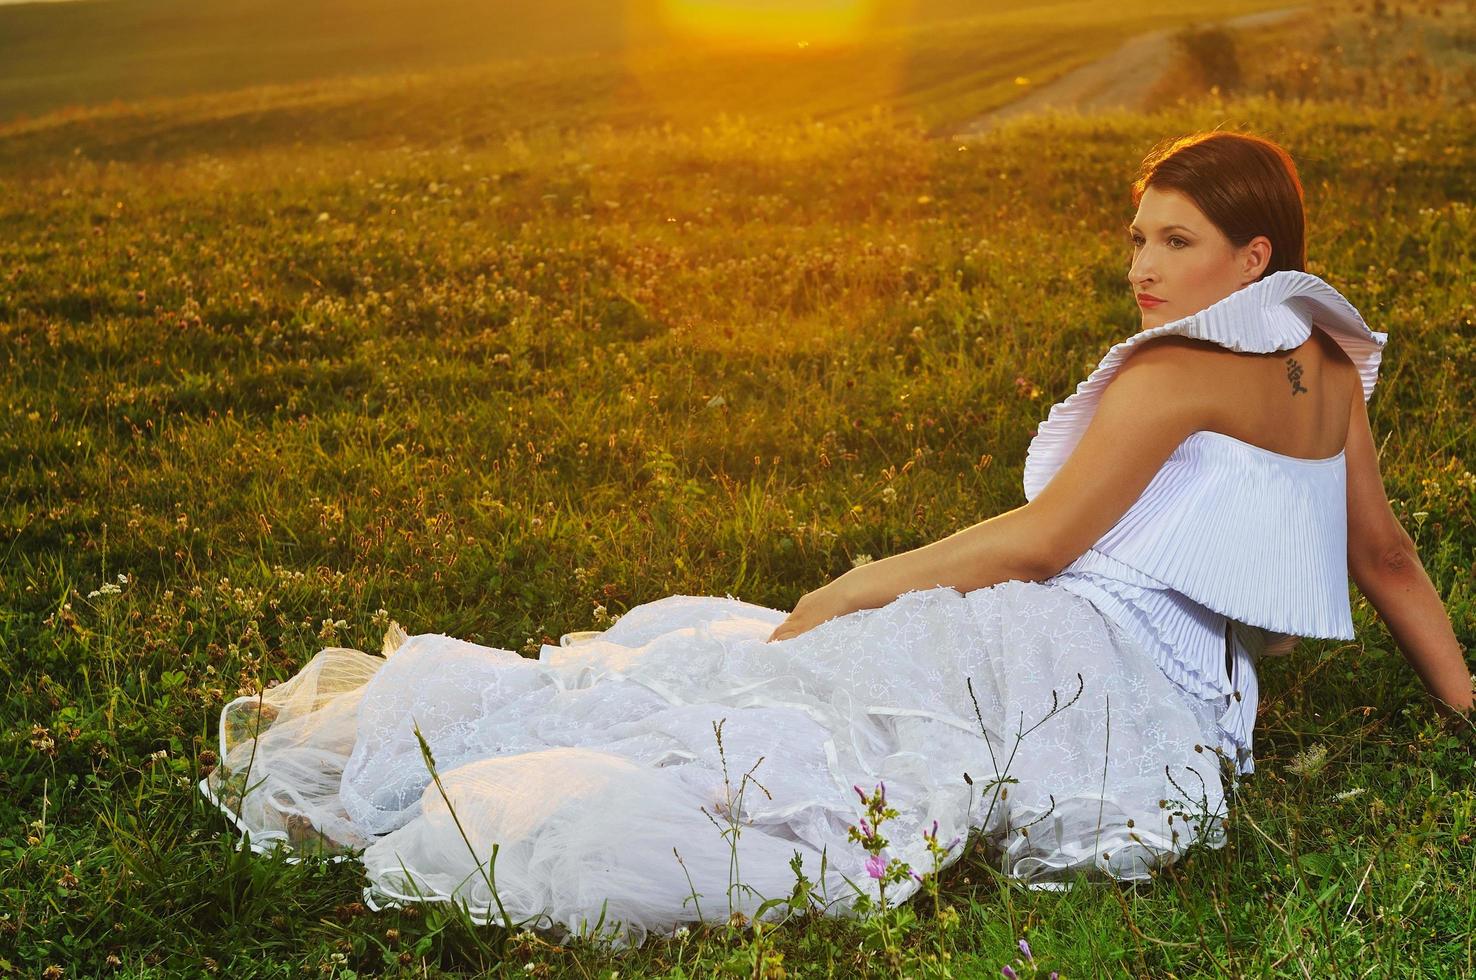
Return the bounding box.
[0,0,1296,166]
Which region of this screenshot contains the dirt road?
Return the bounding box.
[951,4,1310,139]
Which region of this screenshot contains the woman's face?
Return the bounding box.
[1126,184,1272,326]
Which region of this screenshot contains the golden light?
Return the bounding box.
[656,0,883,50]
[600,0,915,134]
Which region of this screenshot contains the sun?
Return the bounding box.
[655,0,884,50]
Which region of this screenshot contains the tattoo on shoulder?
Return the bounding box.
[1285,356,1309,396]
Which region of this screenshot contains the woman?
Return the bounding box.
[200,131,1472,948]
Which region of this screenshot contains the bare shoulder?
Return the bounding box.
[1108,335,1223,424]
[1120,333,1230,365]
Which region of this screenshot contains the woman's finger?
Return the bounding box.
[768,621,797,643]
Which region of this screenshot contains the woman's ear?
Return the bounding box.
[1240,235,1273,282]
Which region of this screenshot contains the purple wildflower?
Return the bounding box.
[1001,966,1017,980]
[1019,937,1033,962]
[947,834,963,850]
[853,784,867,803]
[866,854,887,879]
[878,780,886,803]
[1050,974,1058,980]
[930,818,939,838]
[859,817,872,837]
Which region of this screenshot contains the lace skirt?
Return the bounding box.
[199,580,1230,947]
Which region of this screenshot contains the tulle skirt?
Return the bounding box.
[199,580,1231,947]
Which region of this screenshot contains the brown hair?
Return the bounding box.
[1131,131,1307,281]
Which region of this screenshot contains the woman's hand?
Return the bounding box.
[766,578,860,643]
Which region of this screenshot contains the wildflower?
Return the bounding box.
[673,925,690,939]
[866,854,887,879]
[1001,966,1018,980]
[1333,786,1366,802]
[1287,743,1330,777]
[1019,937,1033,961]
[29,724,55,755]
[318,618,348,642]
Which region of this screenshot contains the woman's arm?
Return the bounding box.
[829,504,1052,612]
[1352,545,1473,719]
[765,503,1049,643]
[830,340,1208,613]
[1345,385,1473,718]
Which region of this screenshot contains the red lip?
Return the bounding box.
[1137,293,1165,307]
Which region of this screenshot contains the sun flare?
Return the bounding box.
[656,0,883,49]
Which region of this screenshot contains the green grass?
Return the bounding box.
[2,0,1476,976]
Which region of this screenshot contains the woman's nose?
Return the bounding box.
[1128,255,1155,286]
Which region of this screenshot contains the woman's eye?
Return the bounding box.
[1170,237,1188,247]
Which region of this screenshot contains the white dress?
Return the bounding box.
[199,270,1386,948]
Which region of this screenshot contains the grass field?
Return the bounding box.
[2,0,1475,975]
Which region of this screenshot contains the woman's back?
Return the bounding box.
[1156,325,1360,462]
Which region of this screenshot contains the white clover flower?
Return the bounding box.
[1287,743,1329,778]
[318,618,348,642]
